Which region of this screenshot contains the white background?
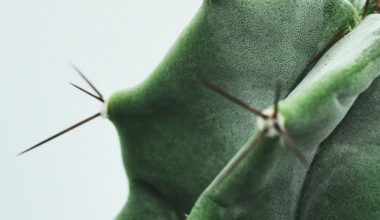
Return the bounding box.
[0,0,202,219]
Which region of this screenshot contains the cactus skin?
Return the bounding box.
[187,14,380,220]
[105,0,380,219]
[296,83,380,219]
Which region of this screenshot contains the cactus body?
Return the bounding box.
[105,0,380,219]
[188,14,380,220]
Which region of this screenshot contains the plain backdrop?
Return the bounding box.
[0,0,202,219]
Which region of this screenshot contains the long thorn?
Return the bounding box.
[71,65,104,101]
[17,112,101,156]
[201,80,268,119]
[274,124,308,166]
[363,0,370,18]
[304,30,348,73]
[273,82,281,118]
[69,82,104,103]
[215,128,269,186]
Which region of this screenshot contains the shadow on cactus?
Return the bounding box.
[20,0,380,219]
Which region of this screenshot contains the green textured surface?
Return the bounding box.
[116,180,180,220]
[282,14,380,144]
[187,14,380,220]
[103,0,380,219]
[297,78,380,219]
[350,0,380,14]
[295,15,380,219]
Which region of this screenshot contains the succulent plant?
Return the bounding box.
[105,0,380,219]
[20,0,380,219]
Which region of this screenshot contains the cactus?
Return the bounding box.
[99,0,380,219]
[187,13,380,220]
[103,0,380,219]
[21,0,380,219]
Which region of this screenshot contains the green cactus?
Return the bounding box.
[20,0,380,219]
[16,0,380,220]
[187,13,380,220]
[101,0,380,219]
